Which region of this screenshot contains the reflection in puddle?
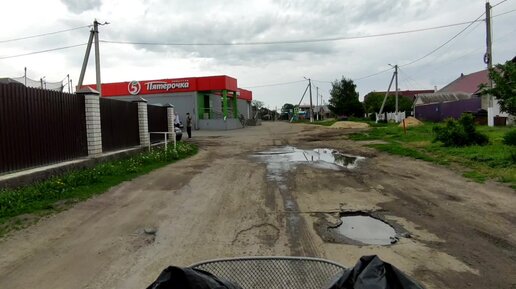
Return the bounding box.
[333,214,397,245]
[253,146,365,189]
[254,146,364,172]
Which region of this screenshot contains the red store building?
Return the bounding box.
[86,75,252,130]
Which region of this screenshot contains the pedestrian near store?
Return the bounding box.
[186,112,192,138]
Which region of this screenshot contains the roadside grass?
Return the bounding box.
[293,118,338,126]
[0,142,198,236]
[349,122,516,188]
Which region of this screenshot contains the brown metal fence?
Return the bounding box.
[147,105,168,143]
[0,82,87,174]
[99,98,140,152]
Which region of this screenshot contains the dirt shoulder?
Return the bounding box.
[0,122,513,289]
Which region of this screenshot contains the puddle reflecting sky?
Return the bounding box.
[254,146,365,172]
[334,215,397,245]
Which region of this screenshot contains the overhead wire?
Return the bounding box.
[243,79,305,89]
[0,25,91,44]
[0,43,87,60]
[399,12,486,68]
[99,19,489,46]
[354,67,395,81]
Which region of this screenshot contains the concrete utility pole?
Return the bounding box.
[316,86,319,120]
[308,78,314,123]
[78,20,107,96]
[395,64,399,117]
[378,70,396,122]
[93,20,102,95]
[485,1,493,106]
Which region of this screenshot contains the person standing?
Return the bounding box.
[186,112,192,138]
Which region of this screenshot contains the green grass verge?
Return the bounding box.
[0,142,198,236]
[292,119,338,126]
[349,122,516,187]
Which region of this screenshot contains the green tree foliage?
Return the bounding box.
[433,113,489,147]
[328,77,364,117]
[252,100,264,110]
[503,129,516,146]
[363,92,414,113]
[281,103,294,113]
[280,103,295,120]
[480,59,516,115]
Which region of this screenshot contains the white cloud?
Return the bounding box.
[0,0,515,108]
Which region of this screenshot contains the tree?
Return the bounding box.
[281,103,294,113]
[479,58,516,116]
[363,92,414,114]
[280,103,295,120]
[252,100,264,110]
[328,77,364,117]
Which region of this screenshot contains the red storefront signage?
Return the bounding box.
[85,75,251,100]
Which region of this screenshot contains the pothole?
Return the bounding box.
[253,146,365,171]
[315,211,408,246]
[332,212,397,245]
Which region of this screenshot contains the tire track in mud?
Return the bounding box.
[277,183,320,256]
[255,144,320,257]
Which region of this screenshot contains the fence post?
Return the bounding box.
[167,104,175,133]
[76,87,102,157]
[167,104,177,149]
[135,98,150,147]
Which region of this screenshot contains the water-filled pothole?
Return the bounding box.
[332,213,398,245]
[254,146,364,171]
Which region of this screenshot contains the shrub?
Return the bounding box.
[433,114,489,147]
[503,129,516,146]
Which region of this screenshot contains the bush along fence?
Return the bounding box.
[0,83,178,175]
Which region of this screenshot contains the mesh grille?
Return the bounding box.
[190,257,345,289]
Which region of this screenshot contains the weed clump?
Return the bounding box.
[433,114,489,147]
[503,129,516,146]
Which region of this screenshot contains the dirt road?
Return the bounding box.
[0,122,514,289]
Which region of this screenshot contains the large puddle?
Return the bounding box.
[332,213,397,245]
[253,146,364,174]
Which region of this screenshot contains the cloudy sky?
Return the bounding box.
[1,0,514,109]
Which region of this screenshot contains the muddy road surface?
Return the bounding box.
[0,122,514,289]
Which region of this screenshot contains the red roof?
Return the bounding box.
[438,69,489,94]
[238,88,252,101]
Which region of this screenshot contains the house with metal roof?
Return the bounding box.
[413,70,488,122]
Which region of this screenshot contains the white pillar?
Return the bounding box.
[167,104,175,133]
[135,99,150,147]
[167,104,177,147]
[77,87,102,157]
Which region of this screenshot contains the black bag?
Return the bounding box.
[327,255,425,289]
[146,266,243,289]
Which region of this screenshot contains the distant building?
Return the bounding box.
[364,89,435,103]
[414,70,488,122]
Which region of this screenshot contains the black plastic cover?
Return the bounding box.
[326,255,425,289]
[146,266,243,289]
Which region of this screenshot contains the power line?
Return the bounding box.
[399,12,486,68]
[492,8,516,17]
[0,43,87,60]
[0,25,91,44]
[243,79,305,89]
[492,0,508,8]
[100,18,491,47]
[354,67,394,81]
[312,79,332,84]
